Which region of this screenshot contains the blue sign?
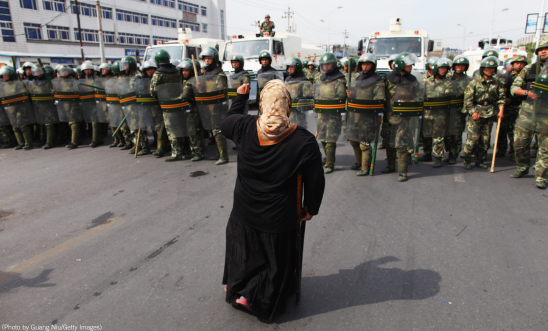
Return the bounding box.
[125,49,145,56]
[525,13,538,34]
[50,58,74,64]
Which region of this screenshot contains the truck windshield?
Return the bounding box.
[144,45,184,63]
[223,40,269,60]
[366,37,421,57]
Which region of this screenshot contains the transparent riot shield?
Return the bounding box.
[27,79,59,125]
[52,78,82,123]
[191,75,228,131]
[286,80,315,131]
[313,80,347,143]
[518,65,548,134]
[257,72,284,94]
[389,82,424,149]
[422,79,451,138]
[449,75,471,135]
[79,78,98,123]
[93,77,108,123]
[105,77,123,127]
[0,80,36,127]
[134,78,157,131]
[117,77,139,131]
[346,79,385,143]
[227,72,249,113]
[157,83,191,138]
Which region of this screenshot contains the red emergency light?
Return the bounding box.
[157,41,162,45]
[264,32,269,37]
[374,32,379,36]
[414,30,419,35]
[232,35,237,39]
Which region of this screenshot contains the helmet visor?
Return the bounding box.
[401,53,418,66]
[31,67,43,76]
[59,69,69,77]
[120,61,129,70]
[319,59,337,73]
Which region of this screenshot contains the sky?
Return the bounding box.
[225,0,543,50]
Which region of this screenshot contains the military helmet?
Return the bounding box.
[265,14,270,18]
[43,65,54,78]
[535,40,548,55]
[393,52,417,72]
[142,60,158,71]
[0,66,17,81]
[154,49,171,65]
[388,54,397,67]
[340,57,357,71]
[120,56,137,71]
[432,58,451,77]
[57,64,71,77]
[357,53,377,71]
[72,68,80,78]
[75,68,82,75]
[302,59,309,67]
[93,65,100,72]
[111,61,120,75]
[480,56,499,76]
[171,60,180,67]
[230,54,245,68]
[308,62,317,69]
[482,48,499,59]
[336,62,342,69]
[22,61,33,69]
[318,53,338,73]
[511,55,528,64]
[31,63,43,76]
[452,55,470,72]
[199,46,219,63]
[426,57,439,70]
[179,58,201,71]
[16,67,24,75]
[99,63,111,71]
[285,57,303,74]
[258,50,272,61]
[81,61,94,71]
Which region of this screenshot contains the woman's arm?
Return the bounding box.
[221,84,250,141]
[301,135,325,218]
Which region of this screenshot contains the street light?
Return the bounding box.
[457,24,466,52]
[328,6,342,47]
[489,3,509,45]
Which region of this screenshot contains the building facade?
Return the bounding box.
[0,0,226,66]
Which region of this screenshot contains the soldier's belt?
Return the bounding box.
[392,101,424,117]
[119,92,137,105]
[94,91,106,100]
[424,96,451,111]
[195,89,227,105]
[136,93,157,106]
[228,88,238,100]
[159,98,189,113]
[291,98,314,111]
[1,93,29,106]
[347,98,385,114]
[106,93,120,104]
[54,91,79,101]
[79,91,95,102]
[314,99,346,114]
[451,94,464,108]
[31,93,55,104]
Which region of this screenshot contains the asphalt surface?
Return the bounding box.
[0,124,547,331]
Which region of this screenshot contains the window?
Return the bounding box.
[151,0,174,8]
[103,31,114,43]
[71,2,104,17]
[202,23,207,33]
[220,9,224,40]
[20,0,37,9]
[118,32,149,45]
[0,21,14,42]
[151,15,176,28]
[24,22,41,39]
[74,28,114,43]
[47,25,69,40]
[178,1,197,13]
[116,9,147,24]
[179,21,199,32]
[200,6,206,16]
[0,0,12,22]
[101,7,112,19]
[43,0,64,11]
[152,35,176,45]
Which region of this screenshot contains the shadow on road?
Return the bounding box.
[278,256,441,323]
[0,269,56,293]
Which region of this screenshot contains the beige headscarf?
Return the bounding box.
[257,79,297,146]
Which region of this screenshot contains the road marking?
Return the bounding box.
[454,174,465,182]
[0,217,127,286]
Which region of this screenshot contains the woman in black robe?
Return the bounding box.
[221,80,325,320]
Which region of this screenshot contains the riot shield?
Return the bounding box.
[105,77,123,127]
[346,79,385,143]
[27,79,59,125]
[313,80,346,143]
[388,82,424,149]
[517,65,548,134]
[286,80,315,130]
[0,80,35,127]
[191,75,228,131]
[134,78,157,131]
[422,79,451,138]
[449,75,471,135]
[52,78,83,123]
[257,72,284,95]
[79,78,98,123]
[157,83,191,138]
[227,72,249,113]
[93,77,108,123]
[117,77,139,131]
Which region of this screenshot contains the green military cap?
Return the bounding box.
[535,40,548,55]
[265,14,270,18]
[510,55,527,64]
[154,49,171,65]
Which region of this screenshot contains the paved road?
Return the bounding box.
[0,129,547,330]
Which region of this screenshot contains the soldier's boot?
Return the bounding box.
[117,131,126,148]
[475,161,488,169]
[418,153,432,162]
[448,154,458,165]
[397,149,408,182]
[21,125,33,150]
[433,157,442,168]
[510,168,529,178]
[109,127,120,147]
[442,153,450,163]
[324,142,336,174]
[357,144,371,176]
[215,134,229,165]
[382,146,396,173]
[13,127,25,150]
[43,125,56,150]
[165,137,183,162]
[349,140,362,170]
[67,123,80,149]
[137,131,150,156]
[463,159,472,170]
[90,123,104,148]
[189,134,204,161]
[121,132,133,150]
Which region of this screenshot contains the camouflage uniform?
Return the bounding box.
[55,77,83,148]
[285,79,312,129]
[423,75,453,158]
[183,76,206,159]
[461,75,505,165]
[200,71,228,161]
[536,138,548,188]
[420,72,434,158]
[259,20,275,37]
[497,69,525,157]
[128,72,150,155]
[446,73,471,158]
[1,81,34,149]
[228,70,251,114]
[305,69,320,83]
[151,67,181,156]
[0,125,16,148]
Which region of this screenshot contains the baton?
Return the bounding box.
[112,114,128,137]
[414,115,422,164]
[370,113,383,175]
[78,82,105,90]
[491,116,502,173]
[37,58,54,89]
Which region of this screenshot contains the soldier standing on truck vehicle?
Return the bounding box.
[260,14,275,37]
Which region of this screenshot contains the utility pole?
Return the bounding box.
[95,0,105,63]
[282,7,294,32]
[75,0,85,62]
[342,29,349,56]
